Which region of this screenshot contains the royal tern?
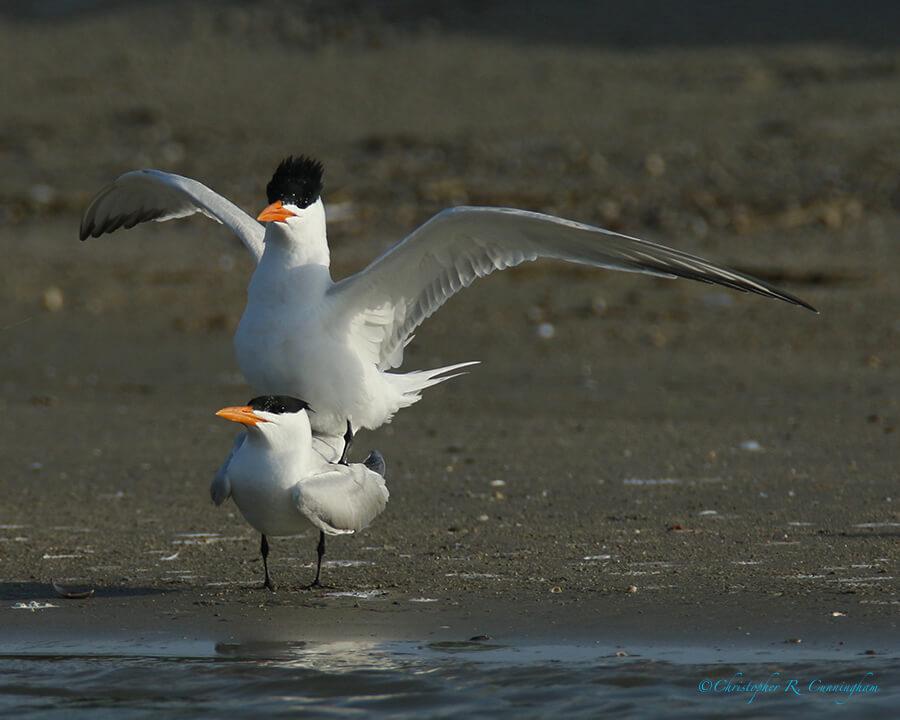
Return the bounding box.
[82,155,815,450]
[213,394,388,590]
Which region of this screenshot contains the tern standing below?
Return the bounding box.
[82,155,816,455]
[213,394,388,590]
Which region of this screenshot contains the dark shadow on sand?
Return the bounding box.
[0,582,171,602]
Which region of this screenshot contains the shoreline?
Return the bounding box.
[3,576,896,660]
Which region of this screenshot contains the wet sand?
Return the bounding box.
[1,3,897,653]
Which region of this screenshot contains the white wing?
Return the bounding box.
[293,464,389,536]
[80,169,265,261]
[311,434,345,465]
[327,206,815,369]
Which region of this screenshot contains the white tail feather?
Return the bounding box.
[395,360,479,403]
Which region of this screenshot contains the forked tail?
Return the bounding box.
[394,360,479,405]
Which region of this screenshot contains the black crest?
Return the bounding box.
[266,155,324,208]
[248,395,312,415]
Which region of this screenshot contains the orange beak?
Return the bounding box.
[216,405,268,426]
[257,200,295,223]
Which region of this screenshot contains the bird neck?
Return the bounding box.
[263,225,330,270]
[253,204,334,302]
[250,249,333,304]
[262,197,330,268]
[248,424,312,468]
[259,230,331,270]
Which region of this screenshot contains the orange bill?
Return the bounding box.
[216,405,268,425]
[257,200,295,223]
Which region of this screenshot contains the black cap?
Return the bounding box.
[266,155,324,208]
[248,395,312,415]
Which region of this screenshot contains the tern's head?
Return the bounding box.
[257,156,328,264]
[216,395,313,445]
[257,155,325,227]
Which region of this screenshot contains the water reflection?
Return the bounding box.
[1,636,898,719]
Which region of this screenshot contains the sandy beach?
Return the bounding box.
[1,2,897,656]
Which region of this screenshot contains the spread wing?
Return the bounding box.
[326,206,815,370]
[293,464,389,536]
[80,169,265,261]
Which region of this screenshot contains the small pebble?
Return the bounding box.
[42,286,64,312]
[599,198,620,223]
[645,153,666,177]
[30,184,56,204]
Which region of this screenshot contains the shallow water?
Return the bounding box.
[1,638,897,719]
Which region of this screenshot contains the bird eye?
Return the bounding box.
[248,395,311,414]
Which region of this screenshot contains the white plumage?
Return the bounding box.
[82,158,815,452]
[213,395,388,589]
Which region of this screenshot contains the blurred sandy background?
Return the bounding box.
[0,2,897,643]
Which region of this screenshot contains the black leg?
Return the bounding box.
[338,420,354,465]
[306,531,326,589]
[260,534,276,591]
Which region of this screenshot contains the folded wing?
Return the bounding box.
[294,464,389,535]
[210,431,245,506]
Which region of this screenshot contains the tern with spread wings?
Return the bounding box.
[82,155,815,453]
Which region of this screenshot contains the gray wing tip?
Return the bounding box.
[783,291,817,313]
[628,254,819,312]
[790,296,818,313]
[79,222,107,241]
[79,210,101,241]
[210,472,231,506]
[736,280,818,313]
[79,208,166,241]
[731,285,818,313]
[364,450,386,477]
[79,218,109,241]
